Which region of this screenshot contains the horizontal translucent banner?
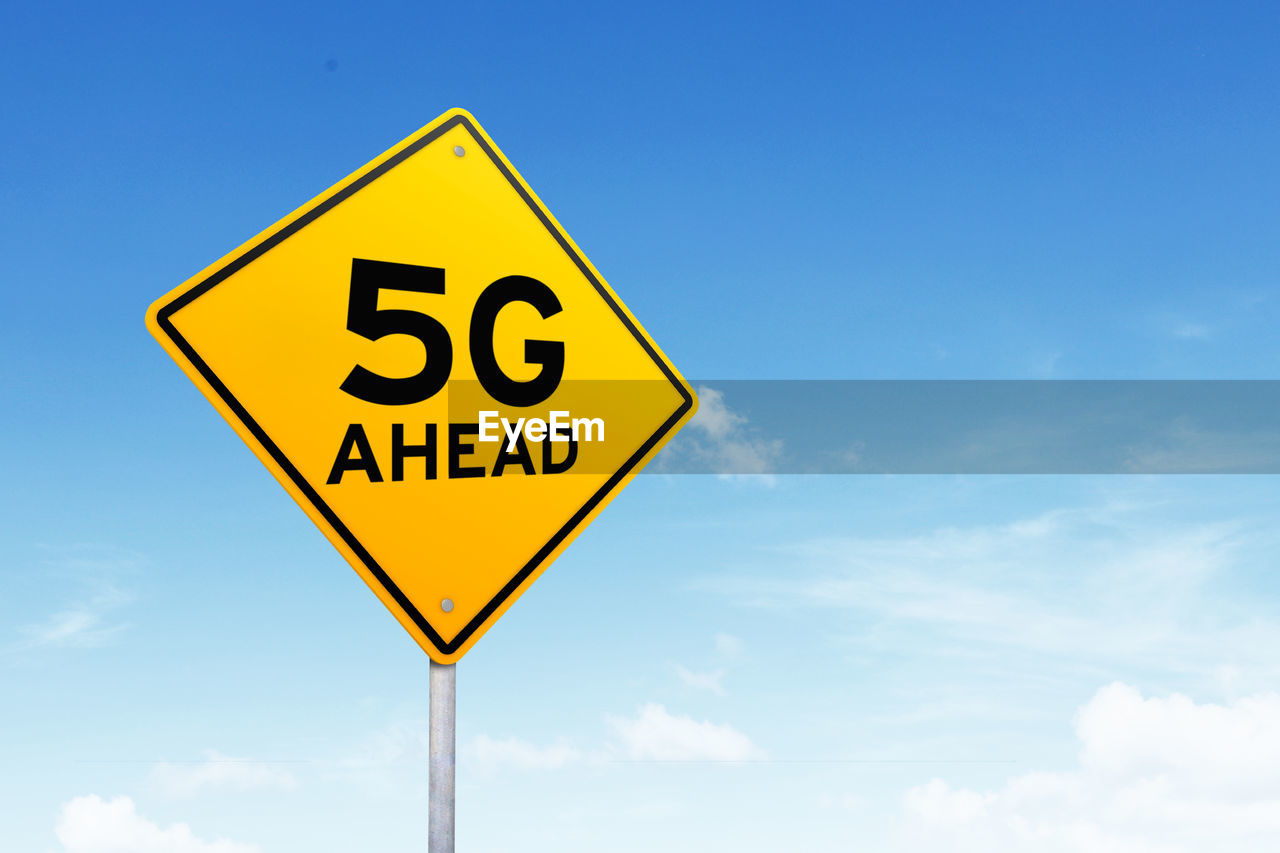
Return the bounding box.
[439,380,1280,475]
[653,381,1280,474]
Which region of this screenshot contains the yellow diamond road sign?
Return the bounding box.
[146,109,697,663]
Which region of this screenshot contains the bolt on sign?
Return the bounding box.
[146,109,697,663]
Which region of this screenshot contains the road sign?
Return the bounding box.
[146,109,697,663]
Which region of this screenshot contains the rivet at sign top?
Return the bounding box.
[441,598,454,612]
[453,146,465,157]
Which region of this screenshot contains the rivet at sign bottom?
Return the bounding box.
[453,146,465,157]
[441,598,454,612]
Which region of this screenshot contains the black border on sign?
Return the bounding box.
[154,115,694,655]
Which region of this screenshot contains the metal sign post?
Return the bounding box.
[429,661,456,852]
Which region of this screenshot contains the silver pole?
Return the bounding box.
[429,661,455,853]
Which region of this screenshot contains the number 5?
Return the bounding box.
[339,258,453,405]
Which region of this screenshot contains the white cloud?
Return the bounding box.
[660,386,782,476]
[470,735,581,771]
[674,664,726,695]
[900,683,1280,852]
[357,702,757,780]
[10,545,138,651]
[150,751,297,797]
[698,501,1275,686]
[55,795,258,853]
[17,602,128,649]
[690,385,748,441]
[608,703,761,761]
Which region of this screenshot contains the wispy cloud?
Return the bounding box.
[1172,321,1213,340]
[696,499,1276,687]
[9,545,139,653]
[328,718,430,798]
[673,664,726,695]
[17,588,131,649]
[469,735,581,771]
[150,751,298,797]
[714,632,744,658]
[354,700,763,782]
[607,703,762,761]
[1124,418,1280,473]
[54,795,258,853]
[1150,309,1216,342]
[672,632,743,695]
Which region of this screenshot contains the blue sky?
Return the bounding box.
[5,2,1280,851]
